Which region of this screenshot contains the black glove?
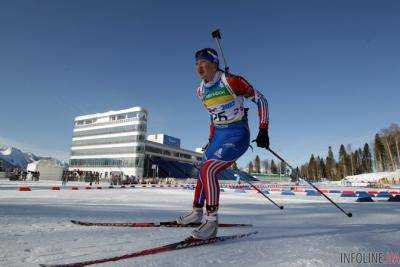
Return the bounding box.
[256,128,270,149]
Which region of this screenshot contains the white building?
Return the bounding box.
[27,159,65,181]
[69,107,202,179]
[69,107,148,177]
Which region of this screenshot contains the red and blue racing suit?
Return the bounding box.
[193,70,269,209]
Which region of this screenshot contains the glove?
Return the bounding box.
[256,128,270,149]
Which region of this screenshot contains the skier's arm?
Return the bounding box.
[209,116,215,140]
[226,75,269,129]
[197,85,215,145]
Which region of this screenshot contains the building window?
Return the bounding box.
[69,157,144,167]
[127,111,147,120]
[72,135,145,146]
[117,114,126,120]
[73,123,146,138]
[71,145,145,156]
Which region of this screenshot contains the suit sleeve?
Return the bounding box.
[197,85,216,140]
[227,75,269,129]
[209,116,215,140]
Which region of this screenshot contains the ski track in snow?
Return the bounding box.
[0,180,399,267]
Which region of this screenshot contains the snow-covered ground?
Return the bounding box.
[0,180,399,267]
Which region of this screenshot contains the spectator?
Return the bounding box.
[62,170,68,186]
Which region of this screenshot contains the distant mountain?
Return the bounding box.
[0,145,66,169]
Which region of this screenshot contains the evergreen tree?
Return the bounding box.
[290,167,300,182]
[319,158,326,178]
[336,162,344,180]
[296,123,400,181]
[374,134,387,171]
[261,160,270,174]
[339,144,349,178]
[316,156,321,178]
[308,154,318,180]
[280,161,287,175]
[362,143,372,173]
[248,161,254,173]
[302,164,309,178]
[270,160,278,174]
[325,146,336,180]
[254,155,261,173]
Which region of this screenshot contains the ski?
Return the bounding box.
[39,231,257,267]
[70,219,252,228]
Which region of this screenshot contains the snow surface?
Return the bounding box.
[0,180,399,267]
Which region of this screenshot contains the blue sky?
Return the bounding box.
[0,1,399,167]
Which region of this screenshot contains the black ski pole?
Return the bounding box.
[267,148,353,218]
[241,178,284,210]
[211,29,229,73]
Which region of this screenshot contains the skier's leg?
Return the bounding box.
[193,176,205,208]
[176,174,205,225]
[190,159,232,239]
[200,159,233,209]
[177,137,220,225]
[191,127,250,239]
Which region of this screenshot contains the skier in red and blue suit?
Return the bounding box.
[177,48,270,239]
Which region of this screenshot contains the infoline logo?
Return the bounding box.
[340,251,400,265]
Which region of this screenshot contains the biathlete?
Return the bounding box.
[177,48,270,239]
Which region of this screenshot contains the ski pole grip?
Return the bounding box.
[212,29,221,39]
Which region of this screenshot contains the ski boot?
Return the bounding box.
[190,205,218,240]
[176,206,203,225]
